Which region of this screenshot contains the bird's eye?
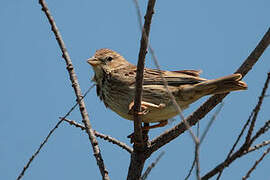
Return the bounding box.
[107,56,113,61]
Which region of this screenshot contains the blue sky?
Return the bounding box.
[1,0,270,179]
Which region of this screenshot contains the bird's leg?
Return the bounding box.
[127,120,168,143]
[142,120,168,130]
[128,100,165,115]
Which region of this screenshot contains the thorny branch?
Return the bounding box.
[38,0,109,179]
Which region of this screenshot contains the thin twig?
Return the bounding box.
[62,118,133,153]
[202,137,270,180]
[242,146,270,180]
[244,140,270,155]
[184,158,196,180]
[217,72,270,179]
[38,1,109,179]
[216,112,254,180]
[195,114,201,180]
[200,103,224,144]
[16,85,94,180]
[249,120,270,145]
[184,104,223,180]
[147,27,270,158]
[141,151,165,180]
[197,103,223,180]
[245,72,270,144]
[204,72,270,180]
[148,46,199,144]
[16,119,63,180]
[203,119,270,180]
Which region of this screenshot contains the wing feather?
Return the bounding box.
[143,69,206,86]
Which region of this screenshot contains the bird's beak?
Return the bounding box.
[87,57,101,66]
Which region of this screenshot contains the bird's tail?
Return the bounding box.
[192,73,247,95]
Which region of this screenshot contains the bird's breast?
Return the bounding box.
[96,72,134,118]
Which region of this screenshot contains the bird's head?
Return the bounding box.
[87,49,130,81]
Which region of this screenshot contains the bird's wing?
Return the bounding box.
[143,69,207,86]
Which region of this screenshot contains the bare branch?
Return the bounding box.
[242,146,270,180]
[62,118,133,153]
[147,27,270,157]
[203,71,270,179]
[132,0,156,146]
[202,121,270,179]
[202,147,246,179]
[141,151,165,180]
[127,1,156,179]
[38,1,109,179]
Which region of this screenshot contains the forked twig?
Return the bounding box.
[244,140,270,155]
[16,120,63,180]
[38,0,109,179]
[62,118,133,153]
[203,72,270,180]
[216,72,270,179]
[250,120,270,146]
[17,85,94,180]
[245,72,270,144]
[244,140,270,154]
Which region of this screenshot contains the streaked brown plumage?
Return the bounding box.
[87,48,247,127]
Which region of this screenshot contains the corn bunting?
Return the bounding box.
[87,48,247,129]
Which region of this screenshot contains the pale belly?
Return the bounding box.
[110,101,189,123]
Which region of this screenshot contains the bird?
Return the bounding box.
[87,48,247,130]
